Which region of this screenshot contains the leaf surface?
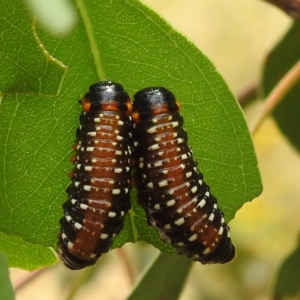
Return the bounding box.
[0,0,261,269]
[0,1,67,95]
[0,231,56,270]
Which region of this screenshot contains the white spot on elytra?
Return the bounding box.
[158,180,168,187]
[80,203,88,210]
[115,168,122,173]
[67,241,74,249]
[198,199,206,208]
[154,204,161,210]
[188,234,198,242]
[208,213,215,222]
[149,144,160,150]
[185,171,192,178]
[174,217,185,226]
[202,247,211,255]
[84,185,92,191]
[74,222,82,230]
[147,126,157,133]
[147,182,154,188]
[148,161,163,168]
[166,199,176,207]
[191,186,197,194]
[88,132,97,136]
[65,215,72,222]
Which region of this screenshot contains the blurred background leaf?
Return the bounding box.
[261,21,300,152]
[0,251,15,300]
[273,234,300,299]
[125,253,192,300]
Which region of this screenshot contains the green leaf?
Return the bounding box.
[113,189,174,253]
[0,251,14,300]
[0,0,261,270]
[125,253,192,300]
[0,231,56,270]
[0,0,98,269]
[0,1,67,95]
[273,234,300,298]
[262,22,300,152]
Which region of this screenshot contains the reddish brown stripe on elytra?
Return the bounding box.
[58,81,132,270]
[132,87,235,264]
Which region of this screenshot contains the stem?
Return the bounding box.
[236,83,258,107]
[264,0,300,19]
[116,248,136,285]
[250,60,300,135]
[65,265,97,300]
[14,268,49,292]
[76,0,107,81]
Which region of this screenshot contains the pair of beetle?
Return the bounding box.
[58,81,235,270]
